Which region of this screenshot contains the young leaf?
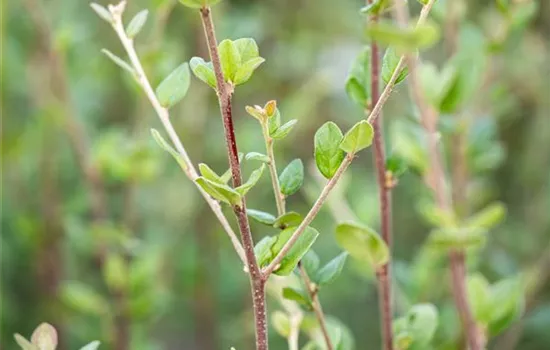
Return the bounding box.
[236,164,265,196]
[268,109,282,135]
[279,159,304,196]
[199,163,225,184]
[488,277,524,336]
[428,227,487,250]
[270,226,320,276]
[335,222,389,268]
[234,38,259,62]
[302,250,320,278]
[78,341,101,350]
[315,252,348,287]
[417,201,457,228]
[465,202,506,230]
[467,273,492,324]
[254,236,277,267]
[196,177,242,206]
[14,334,37,350]
[30,323,57,350]
[245,105,266,121]
[282,287,311,307]
[345,47,371,107]
[382,47,408,85]
[90,3,113,23]
[179,0,222,9]
[103,253,127,291]
[406,304,439,345]
[314,122,345,179]
[366,20,441,51]
[271,119,298,140]
[272,311,291,338]
[234,57,265,85]
[156,63,191,109]
[218,39,240,83]
[340,121,374,154]
[150,129,188,171]
[190,57,216,89]
[247,209,276,225]
[245,152,270,163]
[273,212,304,229]
[61,281,109,315]
[101,49,135,75]
[126,10,148,39]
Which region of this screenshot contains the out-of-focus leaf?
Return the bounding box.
[103,253,128,291]
[179,0,222,9]
[465,202,506,230]
[302,250,320,278]
[31,323,57,350]
[366,20,440,51]
[156,63,191,108]
[272,311,291,338]
[78,341,101,350]
[125,10,148,38]
[90,3,112,23]
[467,273,492,324]
[488,277,524,335]
[345,47,371,107]
[282,287,311,307]
[14,334,37,350]
[61,282,109,316]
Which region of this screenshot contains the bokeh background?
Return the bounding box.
[2,0,550,349]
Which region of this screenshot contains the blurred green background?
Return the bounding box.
[2,0,550,349]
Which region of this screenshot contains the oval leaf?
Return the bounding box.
[218,39,240,83]
[196,177,242,206]
[315,252,348,287]
[271,119,297,140]
[236,164,265,196]
[247,209,276,225]
[273,212,304,229]
[335,222,388,268]
[382,47,408,85]
[190,57,216,89]
[339,121,374,154]
[271,226,320,276]
[126,9,148,39]
[314,122,345,179]
[156,63,191,108]
[279,159,304,196]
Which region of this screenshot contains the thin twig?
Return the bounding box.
[390,1,482,349]
[198,6,268,350]
[107,1,246,265]
[262,122,285,217]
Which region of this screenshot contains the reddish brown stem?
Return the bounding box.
[199,7,268,350]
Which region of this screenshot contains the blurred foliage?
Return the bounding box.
[2,0,550,349]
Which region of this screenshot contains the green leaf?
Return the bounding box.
[150,129,188,171]
[302,250,320,278]
[366,20,441,51]
[234,57,265,85]
[245,152,270,163]
[419,62,457,108]
[90,3,112,23]
[406,304,439,345]
[199,163,226,184]
[417,201,457,228]
[234,38,259,62]
[247,209,276,225]
[345,47,371,107]
[339,121,374,154]
[236,164,265,196]
[395,332,413,350]
[196,177,242,206]
[14,334,38,350]
[254,236,277,267]
[156,62,191,108]
[273,212,304,229]
[103,253,127,291]
[488,277,524,335]
[382,47,408,85]
[218,39,240,83]
[101,49,135,75]
[360,0,391,16]
[385,153,408,178]
[31,323,57,350]
[272,311,291,338]
[467,273,492,324]
[61,281,109,315]
[78,341,101,350]
[315,252,348,287]
[268,109,282,135]
[179,0,222,9]
[279,159,304,196]
[428,227,487,250]
[270,226,320,276]
[282,287,311,307]
[314,122,345,179]
[126,10,148,39]
[465,202,506,230]
[190,57,216,89]
[335,222,389,268]
[271,119,298,140]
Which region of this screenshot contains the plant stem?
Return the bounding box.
[299,265,333,350]
[108,1,246,266]
[367,1,394,348]
[390,1,482,349]
[262,123,286,217]
[198,7,268,350]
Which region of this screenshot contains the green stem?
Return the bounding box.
[262,123,285,217]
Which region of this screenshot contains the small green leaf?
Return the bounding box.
[156,63,191,108]
[126,10,148,39]
[236,164,265,196]
[417,201,457,228]
[302,250,320,278]
[488,277,524,335]
[14,334,37,350]
[254,236,277,267]
[335,222,389,268]
[279,159,304,196]
[245,152,270,163]
[245,105,265,121]
[190,57,216,89]
[79,341,101,350]
[271,119,298,140]
[345,47,371,107]
[234,57,265,85]
[268,109,282,135]
[385,153,408,178]
[234,38,259,62]
[103,253,127,291]
[196,177,242,206]
[31,323,57,350]
[282,287,311,307]
[360,0,391,16]
[382,47,408,85]
[465,202,506,230]
[199,163,225,184]
[315,253,348,287]
[314,122,345,179]
[273,212,304,229]
[90,3,112,23]
[150,129,188,171]
[366,20,441,51]
[428,227,487,250]
[61,281,109,315]
[406,304,439,345]
[101,49,135,75]
[179,0,222,9]
[340,121,374,154]
[247,209,276,225]
[467,273,492,324]
[218,39,240,83]
[272,311,291,338]
[271,226,320,276]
